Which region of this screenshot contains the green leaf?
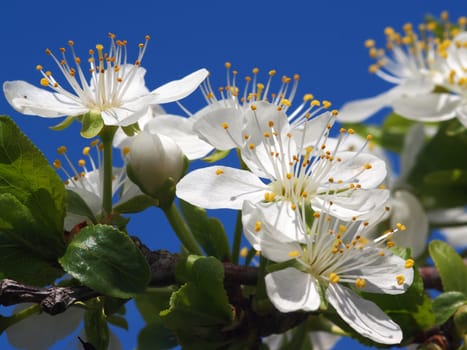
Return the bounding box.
[202,149,231,163]
[121,122,141,137]
[0,115,66,233]
[84,301,109,350]
[135,288,178,350]
[65,189,97,224]
[180,200,231,260]
[59,224,151,298]
[407,119,467,209]
[107,315,129,330]
[137,319,178,350]
[0,193,64,285]
[429,240,467,295]
[432,291,467,326]
[161,256,233,328]
[80,112,104,139]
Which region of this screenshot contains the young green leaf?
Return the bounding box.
[0,193,64,285]
[432,291,467,326]
[0,115,66,234]
[179,200,231,260]
[429,240,467,295]
[59,224,151,298]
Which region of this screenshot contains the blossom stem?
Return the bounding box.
[163,203,203,255]
[0,304,40,330]
[232,210,243,264]
[99,126,117,216]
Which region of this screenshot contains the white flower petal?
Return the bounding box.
[338,86,402,123]
[150,68,209,104]
[265,268,321,312]
[313,189,390,223]
[390,190,429,258]
[242,201,302,261]
[194,106,245,150]
[101,105,150,126]
[440,226,467,248]
[398,123,425,182]
[324,152,387,189]
[145,115,213,159]
[393,93,461,122]
[176,166,266,209]
[342,249,414,294]
[326,284,403,344]
[3,80,88,117]
[7,304,84,350]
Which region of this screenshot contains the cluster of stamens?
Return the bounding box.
[35,33,150,111]
[364,11,466,85]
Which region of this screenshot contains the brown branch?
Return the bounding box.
[0,238,463,318]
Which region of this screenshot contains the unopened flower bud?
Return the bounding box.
[126,131,185,198]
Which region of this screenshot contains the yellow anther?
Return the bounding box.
[355,278,366,288]
[40,77,50,86]
[288,250,301,258]
[339,224,346,233]
[248,143,255,150]
[215,168,224,175]
[347,128,355,134]
[291,203,297,211]
[286,173,292,180]
[82,146,90,156]
[45,48,52,55]
[281,99,292,107]
[313,212,321,219]
[364,163,372,170]
[384,27,395,36]
[396,275,405,285]
[293,74,300,80]
[252,67,259,74]
[57,146,67,154]
[396,222,407,231]
[53,160,61,169]
[331,109,339,116]
[322,100,331,109]
[441,11,449,21]
[251,105,257,111]
[386,240,395,248]
[263,131,270,138]
[145,35,151,41]
[268,69,276,76]
[405,259,415,268]
[36,65,43,71]
[458,16,467,26]
[328,177,334,183]
[403,22,413,33]
[310,99,320,107]
[368,64,379,73]
[95,44,104,52]
[329,272,340,283]
[255,221,262,232]
[221,122,229,129]
[240,247,248,257]
[78,159,86,167]
[122,146,130,156]
[301,191,308,198]
[364,39,375,48]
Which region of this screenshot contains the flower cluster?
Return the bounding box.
[176,65,414,344]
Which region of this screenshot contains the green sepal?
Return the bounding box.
[65,189,97,224]
[49,115,75,131]
[429,240,467,295]
[203,149,231,163]
[121,122,141,137]
[265,259,303,274]
[179,200,231,260]
[84,299,110,350]
[59,224,151,298]
[432,291,467,326]
[80,112,104,139]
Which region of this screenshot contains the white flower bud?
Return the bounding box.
[126,131,185,197]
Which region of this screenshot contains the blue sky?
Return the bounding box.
[0,0,465,349]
